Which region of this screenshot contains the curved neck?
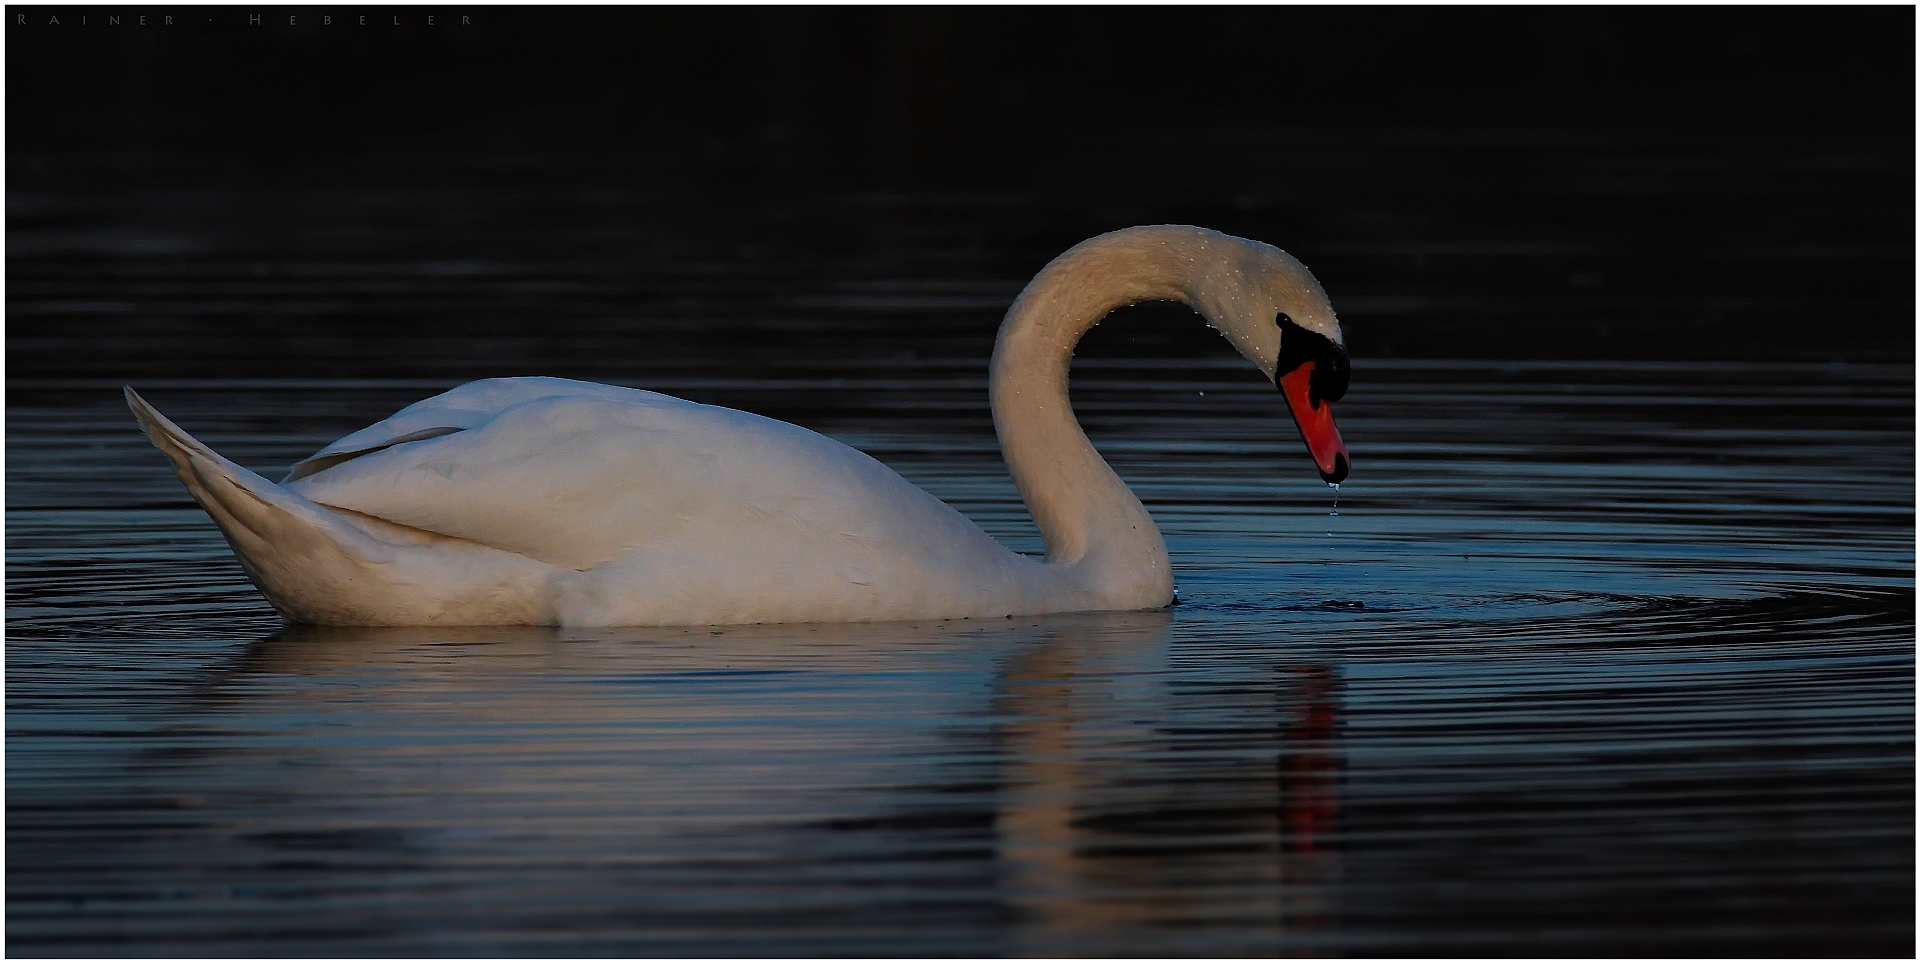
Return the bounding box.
[988,226,1235,605]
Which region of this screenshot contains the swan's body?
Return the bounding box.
[133,377,1091,625]
[129,225,1351,626]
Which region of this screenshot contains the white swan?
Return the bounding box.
[127,225,1351,627]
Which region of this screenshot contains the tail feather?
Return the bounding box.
[125,387,385,556]
[125,387,557,625]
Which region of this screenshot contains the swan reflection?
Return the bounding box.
[163,612,1342,952]
[990,617,1345,953]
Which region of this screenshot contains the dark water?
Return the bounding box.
[8,10,1917,950]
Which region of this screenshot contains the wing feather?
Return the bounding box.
[282,377,652,483]
[283,381,998,576]
[284,377,1032,601]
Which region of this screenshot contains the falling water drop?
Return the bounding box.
[1327,482,1339,537]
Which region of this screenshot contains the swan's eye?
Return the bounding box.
[1274,311,1349,406]
[1313,346,1350,404]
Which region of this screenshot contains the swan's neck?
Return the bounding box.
[989,226,1246,607]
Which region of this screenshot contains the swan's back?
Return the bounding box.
[284,378,1068,623]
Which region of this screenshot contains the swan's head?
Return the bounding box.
[1191,235,1351,484]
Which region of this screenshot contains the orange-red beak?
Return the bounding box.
[1278,361,1349,483]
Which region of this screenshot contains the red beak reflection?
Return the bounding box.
[1278,361,1349,483]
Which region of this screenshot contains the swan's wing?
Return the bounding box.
[284,377,654,482]
[283,390,994,574]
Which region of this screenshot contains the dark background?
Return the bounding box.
[7,12,1915,955]
[9,5,1915,380]
[10,7,1911,155]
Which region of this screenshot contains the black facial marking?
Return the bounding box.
[1274,312,1350,406]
